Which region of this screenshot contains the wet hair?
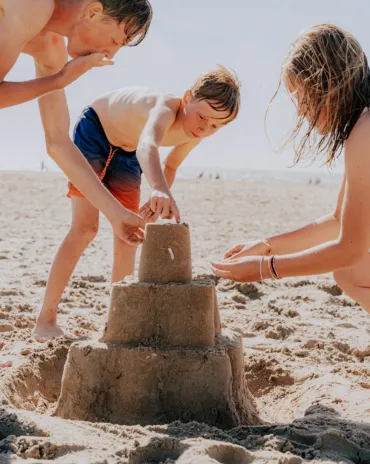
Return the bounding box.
[100,0,152,46]
[269,24,370,165]
[191,65,241,123]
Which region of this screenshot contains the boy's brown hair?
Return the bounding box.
[191,65,241,122]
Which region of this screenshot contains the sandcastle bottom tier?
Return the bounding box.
[55,332,257,429]
[100,278,221,348]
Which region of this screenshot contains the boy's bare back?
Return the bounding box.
[92,87,193,151]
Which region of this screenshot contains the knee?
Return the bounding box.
[69,222,99,245]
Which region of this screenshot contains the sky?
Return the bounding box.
[0,0,368,174]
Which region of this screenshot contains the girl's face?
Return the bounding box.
[286,78,329,134]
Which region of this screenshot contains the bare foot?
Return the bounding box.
[32,321,64,343]
[0,360,12,368]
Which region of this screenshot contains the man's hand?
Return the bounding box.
[150,189,180,223]
[224,240,271,261]
[56,53,114,89]
[111,209,145,245]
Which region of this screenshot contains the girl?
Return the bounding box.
[211,24,370,313]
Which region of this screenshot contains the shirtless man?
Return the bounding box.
[0,0,152,242]
[32,66,241,342]
[0,0,152,367]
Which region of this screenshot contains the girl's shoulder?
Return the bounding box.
[345,109,370,166]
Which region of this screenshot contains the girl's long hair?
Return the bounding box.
[268,24,370,166]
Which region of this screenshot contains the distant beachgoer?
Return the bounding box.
[212,24,370,313]
[33,66,241,342]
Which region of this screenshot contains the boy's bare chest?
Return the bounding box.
[110,117,190,149]
[160,127,190,147]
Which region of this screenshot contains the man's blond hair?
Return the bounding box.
[191,66,241,122]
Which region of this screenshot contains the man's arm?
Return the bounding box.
[0,3,106,108]
[34,33,144,244]
[136,100,181,221]
[0,4,64,108]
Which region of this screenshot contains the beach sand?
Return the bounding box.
[1,171,370,463]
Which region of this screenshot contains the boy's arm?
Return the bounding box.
[139,141,199,222]
[33,33,144,244]
[136,99,181,222]
[163,141,200,188]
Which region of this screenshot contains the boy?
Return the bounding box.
[33,65,241,342]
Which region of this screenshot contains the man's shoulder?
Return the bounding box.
[3,0,54,39]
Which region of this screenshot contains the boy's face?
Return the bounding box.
[67,2,129,59]
[182,91,232,140]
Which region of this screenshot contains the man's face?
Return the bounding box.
[182,91,231,140]
[67,2,128,58]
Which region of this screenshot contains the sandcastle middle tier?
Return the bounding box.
[100,277,221,348]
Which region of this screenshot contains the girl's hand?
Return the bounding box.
[224,240,271,260]
[211,256,262,282]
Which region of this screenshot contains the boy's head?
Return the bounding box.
[181,66,241,140]
[67,0,152,58]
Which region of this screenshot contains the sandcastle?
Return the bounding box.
[55,224,257,428]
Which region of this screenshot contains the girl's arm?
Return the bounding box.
[267,175,345,255]
[224,176,345,260]
[270,119,370,277]
[213,116,370,281]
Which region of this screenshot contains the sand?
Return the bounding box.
[1,171,370,463]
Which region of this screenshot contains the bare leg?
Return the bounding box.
[111,233,137,283]
[334,252,370,314]
[33,197,99,342]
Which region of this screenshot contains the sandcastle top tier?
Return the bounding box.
[138,223,192,283]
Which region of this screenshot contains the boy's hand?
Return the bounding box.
[111,210,145,245]
[56,53,114,89]
[139,200,155,223]
[150,190,181,223]
[224,240,271,261]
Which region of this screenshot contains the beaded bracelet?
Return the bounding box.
[271,255,280,280]
[267,256,276,280]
